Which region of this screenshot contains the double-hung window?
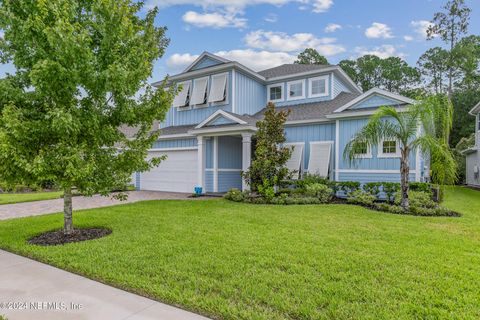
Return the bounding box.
[287,80,305,101]
[267,84,283,102]
[308,76,329,98]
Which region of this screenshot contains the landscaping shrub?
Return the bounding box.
[284,196,320,205]
[224,188,245,202]
[336,181,360,195]
[383,182,400,203]
[409,182,431,193]
[347,190,377,206]
[304,183,333,203]
[374,203,406,214]
[395,191,436,209]
[363,182,383,196]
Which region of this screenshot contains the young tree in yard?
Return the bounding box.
[427,0,471,96]
[344,96,456,209]
[242,103,292,201]
[295,48,329,65]
[0,0,172,234]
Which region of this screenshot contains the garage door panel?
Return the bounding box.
[141,150,197,193]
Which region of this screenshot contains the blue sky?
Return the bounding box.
[1,0,479,81]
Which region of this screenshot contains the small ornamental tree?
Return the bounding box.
[242,102,291,200]
[0,0,172,235]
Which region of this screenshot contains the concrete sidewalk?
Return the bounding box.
[0,250,209,320]
[0,191,197,220]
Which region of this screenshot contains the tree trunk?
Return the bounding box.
[400,149,410,210]
[63,187,74,235]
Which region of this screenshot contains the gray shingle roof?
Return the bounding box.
[258,64,332,79]
[253,92,360,122]
[119,121,159,139]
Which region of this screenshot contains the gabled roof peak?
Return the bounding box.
[182,52,230,73]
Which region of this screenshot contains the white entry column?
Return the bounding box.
[241,133,252,191]
[197,136,205,193]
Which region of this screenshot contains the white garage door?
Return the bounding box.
[140,150,197,193]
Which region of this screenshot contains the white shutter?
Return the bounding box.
[172,81,191,107]
[307,142,332,177]
[190,77,208,105]
[285,143,304,179]
[208,73,227,103]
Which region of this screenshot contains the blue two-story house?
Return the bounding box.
[135,52,428,193]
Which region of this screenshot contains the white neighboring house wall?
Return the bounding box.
[465,104,480,187]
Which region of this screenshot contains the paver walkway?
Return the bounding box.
[0,191,197,220]
[0,250,210,320]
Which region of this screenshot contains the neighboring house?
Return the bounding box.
[134,52,428,193]
[463,102,480,187]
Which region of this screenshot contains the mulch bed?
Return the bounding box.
[28,228,111,246]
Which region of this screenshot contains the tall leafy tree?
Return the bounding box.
[0,0,172,234]
[417,47,450,94]
[427,0,471,95]
[344,97,456,209]
[381,57,420,93]
[295,48,329,65]
[452,35,480,90]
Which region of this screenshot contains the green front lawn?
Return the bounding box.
[0,191,63,205]
[0,187,479,319]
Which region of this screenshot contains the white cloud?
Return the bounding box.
[244,30,345,56]
[182,10,247,28]
[365,22,394,39]
[354,45,405,59]
[264,13,278,23]
[410,20,435,39]
[311,0,333,13]
[147,0,333,13]
[403,35,414,42]
[324,23,342,33]
[166,50,295,72]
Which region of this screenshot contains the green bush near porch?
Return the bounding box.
[0,187,478,319]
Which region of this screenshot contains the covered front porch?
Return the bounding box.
[189,110,258,193]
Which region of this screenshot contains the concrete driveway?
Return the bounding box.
[0,250,209,320]
[0,191,199,220]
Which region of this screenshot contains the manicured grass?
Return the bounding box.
[0,191,63,205]
[0,187,479,319]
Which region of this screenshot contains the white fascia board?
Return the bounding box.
[469,101,480,115]
[333,88,416,113]
[157,133,195,140]
[326,107,409,119]
[285,119,334,125]
[195,110,247,129]
[189,125,257,136]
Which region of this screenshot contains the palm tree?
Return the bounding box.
[344,95,456,209]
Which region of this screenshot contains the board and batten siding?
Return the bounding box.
[338,118,416,170]
[234,71,266,115]
[284,123,336,171]
[160,71,233,127]
[338,172,417,183]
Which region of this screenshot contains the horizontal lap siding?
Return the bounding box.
[152,138,197,149]
[190,57,223,70]
[333,74,351,98]
[218,171,242,192]
[350,95,400,110]
[284,123,335,171]
[339,118,416,171]
[338,172,416,184]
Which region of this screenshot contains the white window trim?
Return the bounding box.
[287,79,306,101]
[377,139,401,158]
[267,83,284,103]
[308,75,329,98]
[191,76,209,108]
[208,72,229,104]
[352,141,372,159]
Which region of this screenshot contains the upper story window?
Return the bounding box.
[378,139,401,158]
[208,73,228,103]
[172,81,191,108]
[190,77,209,106]
[309,75,329,98]
[267,83,284,102]
[287,80,305,101]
